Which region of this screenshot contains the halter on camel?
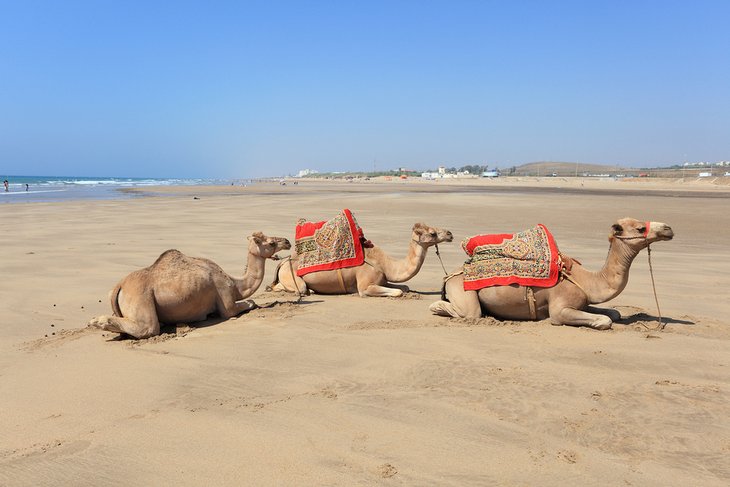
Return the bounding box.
[411,238,449,277]
[612,222,665,331]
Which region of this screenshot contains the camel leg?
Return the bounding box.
[273,261,309,295]
[429,295,481,319]
[360,284,403,297]
[218,294,258,319]
[88,312,160,339]
[221,300,257,318]
[551,307,613,330]
[272,278,309,295]
[89,289,161,339]
[585,306,621,322]
[384,283,410,293]
[429,274,481,319]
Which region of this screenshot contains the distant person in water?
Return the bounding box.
[3,179,8,192]
[26,183,29,191]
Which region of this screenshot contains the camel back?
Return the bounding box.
[294,209,366,277]
[461,224,562,291]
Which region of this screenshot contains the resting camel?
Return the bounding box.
[429,218,674,329]
[89,232,291,338]
[270,223,453,297]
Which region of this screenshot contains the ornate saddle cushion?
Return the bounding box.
[295,209,366,277]
[461,224,561,291]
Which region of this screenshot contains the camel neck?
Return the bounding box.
[575,238,640,304]
[235,251,267,299]
[380,235,428,283]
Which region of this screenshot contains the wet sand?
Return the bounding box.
[1,177,729,485]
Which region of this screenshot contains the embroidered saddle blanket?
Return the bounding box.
[461,224,562,291]
[295,209,367,277]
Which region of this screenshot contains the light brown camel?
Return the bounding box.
[89,232,291,338]
[270,223,453,297]
[429,218,674,329]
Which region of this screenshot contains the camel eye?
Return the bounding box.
[430,232,437,237]
[638,227,646,234]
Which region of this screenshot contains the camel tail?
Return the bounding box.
[110,284,123,317]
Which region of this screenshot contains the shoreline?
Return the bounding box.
[125,176,730,200]
[3,175,729,205]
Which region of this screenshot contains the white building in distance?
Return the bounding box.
[296,169,319,178]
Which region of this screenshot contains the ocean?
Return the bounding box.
[0,175,240,204]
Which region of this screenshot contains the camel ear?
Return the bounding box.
[412,223,428,235]
[249,231,265,244]
[611,223,623,235]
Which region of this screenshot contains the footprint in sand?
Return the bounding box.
[378,463,398,478]
[21,327,93,351]
[557,450,578,464]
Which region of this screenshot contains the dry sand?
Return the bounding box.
[1,177,729,486]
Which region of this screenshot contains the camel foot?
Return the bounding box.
[553,308,614,331]
[234,299,258,311]
[88,316,123,334]
[429,300,459,318]
[88,315,158,338]
[361,285,403,297]
[269,282,309,295]
[589,320,613,330]
[430,300,481,319]
[583,315,613,330]
[586,306,621,322]
[604,309,621,322]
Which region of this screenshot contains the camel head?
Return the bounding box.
[248,232,291,258]
[412,223,454,247]
[609,218,674,249]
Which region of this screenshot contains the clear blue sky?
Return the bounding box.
[1,1,728,178]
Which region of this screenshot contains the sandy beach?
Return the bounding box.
[2,177,729,486]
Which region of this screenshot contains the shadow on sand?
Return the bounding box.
[617,312,695,327]
[108,298,320,342]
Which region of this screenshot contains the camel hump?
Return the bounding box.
[152,249,185,266]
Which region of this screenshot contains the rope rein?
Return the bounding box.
[434,244,448,276]
[614,233,664,331]
[645,244,664,331]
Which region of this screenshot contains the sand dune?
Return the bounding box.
[1,178,729,485]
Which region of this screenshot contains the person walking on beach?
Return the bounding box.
[3,179,8,192]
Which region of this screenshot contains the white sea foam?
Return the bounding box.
[0,189,67,195]
[0,176,246,203]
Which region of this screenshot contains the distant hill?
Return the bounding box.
[509,162,717,178]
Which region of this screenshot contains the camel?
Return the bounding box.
[429,218,674,329]
[270,223,453,297]
[89,232,291,338]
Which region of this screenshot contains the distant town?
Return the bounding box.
[294,160,730,180]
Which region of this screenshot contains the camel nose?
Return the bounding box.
[445,231,454,241]
[282,239,292,249]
